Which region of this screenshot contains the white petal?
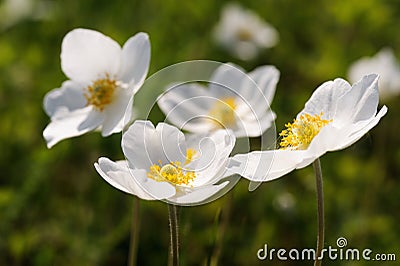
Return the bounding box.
[295,124,358,169]
[43,106,103,148]
[303,123,344,161]
[119,32,151,92]
[301,78,351,120]
[254,21,279,48]
[234,110,276,138]
[348,55,379,86]
[101,87,133,136]
[189,130,235,186]
[347,48,400,102]
[94,158,155,200]
[157,64,278,138]
[128,168,176,200]
[208,63,247,98]
[292,153,320,169]
[232,89,271,125]
[213,3,278,60]
[302,105,387,166]
[330,106,387,151]
[234,42,258,61]
[154,122,187,164]
[168,182,229,205]
[122,121,187,170]
[246,65,279,106]
[334,74,379,126]
[157,83,214,132]
[43,80,86,118]
[209,64,276,121]
[227,150,305,182]
[61,28,121,83]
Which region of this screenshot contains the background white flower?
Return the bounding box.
[213,3,279,60]
[0,0,54,30]
[43,28,150,148]
[228,74,387,183]
[348,48,400,102]
[157,63,279,138]
[95,120,236,205]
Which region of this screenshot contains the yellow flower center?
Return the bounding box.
[147,148,197,186]
[237,28,253,41]
[279,113,332,150]
[185,148,197,165]
[84,74,117,111]
[208,97,237,128]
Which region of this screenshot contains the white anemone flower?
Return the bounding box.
[348,48,400,102]
[228,74,387,183]
[94,120,236,205]
[157,63,279,138]
[213,3,279,60]
[43,28,150,148]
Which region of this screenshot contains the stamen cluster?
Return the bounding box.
[147,149,197,186]
[85,74,117,111]
[279,113,331,150]
[208,97,237,127]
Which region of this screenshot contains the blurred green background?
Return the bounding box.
[0,0,399,265]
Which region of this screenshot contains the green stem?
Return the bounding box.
[210,192,233,266]
[168,204,179,266]
[128,197,140,266]
[313,158,325,266]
